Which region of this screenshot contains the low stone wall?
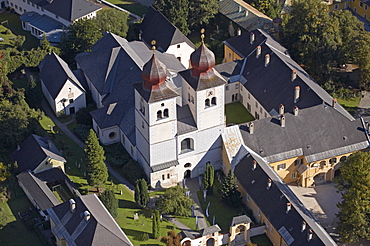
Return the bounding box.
[249,225,266,237]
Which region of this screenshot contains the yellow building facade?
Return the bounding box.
[329,0,370,21]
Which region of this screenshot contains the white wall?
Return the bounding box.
[166,42,194,69]
[55,80,86,115]
[93,121,120,145]
[41,79,57,114]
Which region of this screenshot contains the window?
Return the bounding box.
[69,99,74,104]
[248,93,250,99]
[184,163,191,168]
[277,163,286,170]
[365,14,367,19]
[255,102,258,108]
[334,4,338,9]
[354,7,357,12]
[292,172,297,179]
[19,7,22,11]
[235,83,239,89]
[167,174,170,179]
[211,97,216,106]
[205,98,210,107]
[41,7,44,12]
[270,225,273,233]
[55,14,59,19]
[15,4,18,9]
[130,146,134,155]
[366,5,368,10]
[10,2,13,6]
[188,93,190,102]
[329,158,337,165]
[191,96,194,103]
[109,132,116,139]
[264,112,267,118]
[31,3,34,7]
[140,103,145,115]
[181,138,193,152]
[340,156,347,162]
[177,44,180,48]
[260,107,262,113]
[246,194,249,202]
[295,159,302,166]
[157,110,162,120]
[142,121,144,128]
[162,175,165,181]
[163,108,169,117]
[228,53,232,59]
[177,57,181,62]
[247,103,251,111]
[225,85,229,91]
[360,2,363,7]
[320,160,326,167]
[257,209,260,217]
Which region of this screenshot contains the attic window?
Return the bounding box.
[177,44,180,48]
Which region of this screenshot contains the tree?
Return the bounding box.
[0,162,10,183]
[156,185,193,216]
[10,35,26,51]
[134,178,150,208]
[154,0,189,34]
[84,129,108,187]
[152,210,160,239]
[202,162,214,190]
[96,9,129,38]
[246,0,282,18]
[162,231,182,246]
[221,170,241,207]
[99,189,118,218]
[188,0,218,28]
[335,151,370,243]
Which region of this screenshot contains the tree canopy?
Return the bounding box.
[246,0,282,18]
[335,152,370,243]
[156,185,193,216]
[134,178,150,209]
[84,129,108,187]
[152,210,160,239]
[99,189,118,218]
[221,169,241,207]
[202,162,214,190]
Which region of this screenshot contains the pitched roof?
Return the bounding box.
[47,194,133,246]
[219,0,274,31]
[239,105,369,163]
[231,215,252,226]
[17,171,60,211]
[199,225,221,236]
[27,0,101,22]
[133,79,179,103]
[177,105,197,135]
[179,68,227,91]
[216,29,353,121]
[10,134,66,173]
[39,52,85,99]
[90,102,125,129]
[234,153,337,246]
[35,167,77,190]
[140,6,195,51]
[222,31,266,58]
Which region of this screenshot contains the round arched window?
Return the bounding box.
[109,132,116,139]
[184,163,191,168]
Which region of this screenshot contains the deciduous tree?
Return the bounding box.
[96,9,129,38]
[154,0,189,34]
[335,151,370,243]
[188,0,218,28]
[156,185,193,216]
[99,189,118,218]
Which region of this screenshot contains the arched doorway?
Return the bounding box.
[182,240,191,246]
[313,172,326,185]
[184,170,191,179]
[206,238,215,246]
[235,225,246,242]
[334,169,341,177]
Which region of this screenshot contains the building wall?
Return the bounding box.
[166,42,194,69]
[93,120,120,145]
[224,45,242,63]
[33,157,65,174]
[41,79,57,114]
[330,0,370,20]
[54,80,86,116]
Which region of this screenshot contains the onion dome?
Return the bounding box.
[190,43,215,73]
[142,53,167,87]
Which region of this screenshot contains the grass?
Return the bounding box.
[0,12,39,50]
[0,193,44,246]
[174,216,197,231]
[196,179,244,233]
[225,101,255,125]
[105,0,148,17]
[337,96,361,115]
[250,234,273,246]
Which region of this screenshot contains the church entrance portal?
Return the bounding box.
[184,170,191,179]
[206,238,215,246]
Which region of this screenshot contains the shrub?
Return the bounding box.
[122,159,145,185]
[138,232,149,241]
[73,124,90,142]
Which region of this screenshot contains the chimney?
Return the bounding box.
[279,104,284,115]
[264,54,270,67]
[294,106,299,116]
[332,98,337,107]
[294,86,300,103]
[245,10,248,17]
[239,5,242,12]
[280,114,285,127]
[301,221,306,232]
[256,46,261,58]
[237,28,241,36]
[286,202,291,213]
[250,32,255,44]
[84,211,91,221]
[291,70,297,81]
[267,178,272,190]
[249,121,254,134]
[69,199,76,213]
[252,160,257,170]
[307,229,313,241]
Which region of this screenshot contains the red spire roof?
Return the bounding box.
[142,53,167,88]
[190,42,215,74]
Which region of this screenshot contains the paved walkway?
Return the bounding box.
[185,178,209,230]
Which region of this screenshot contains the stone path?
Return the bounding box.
[185,178,209,230]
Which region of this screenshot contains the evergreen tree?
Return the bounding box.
[84,129,108,187]
[335,151,370,243]
[221,170,241,207]
[99,189,118,218]
[202,162,214,190]
[154,0,189,34]
[134,178,150,208]
[188,0,218,28]
[156,186,193,216]
[152,210,160,239]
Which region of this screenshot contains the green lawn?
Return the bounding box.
[174,216,197,231]
[225,101,255,125]
[0,194,44,246]
[196,179,244,233]
[105,0,148,17]
[251,234,273,246]
[337,96,360,115]
[0,12,39,50]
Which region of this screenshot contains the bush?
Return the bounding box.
[5,29,11,35]
[73,124,91,142]
[138,232,149,241]
[75,107,93,126]
[122,159,145,185]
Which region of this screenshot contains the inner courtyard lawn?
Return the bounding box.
[225,101,255,125]
[105,0,148,17]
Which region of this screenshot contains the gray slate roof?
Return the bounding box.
[20,11,40,22]
[151,160,179,172]
[29,14,66,33]
[27,0,101,22]
[47,194,133,246]
[239,105,369,163]
[90,102,125,129]
[179,68,227,91]
[39,52,85,99]
[234,153,337,245]
[219,0,274,31]
[177,105,197,135]
[199,225,221,236]
[17,171,60,211]
[35,167,77,190]
[10,134,66,173]
[231,215,252,226]
[140,6,195,52]
[133,80,179,103]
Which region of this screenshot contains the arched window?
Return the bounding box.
[157,110,162,120]
[205,99,210,108]
[340,156,347,162]
[184,163,191,168]
[211,97,216,106]
[188,93,190,102]
[181,138,193,152]
[164,108,169,118]
[140,102,145,115]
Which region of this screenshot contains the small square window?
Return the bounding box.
[260,107,262,113]
[292,172,297,179]
[177,44,180,48]
[225,85,229,91]
[294,159,302,166]
[69,99,74,103]
[255,102,258,108]
[235,83,239,89]
[277,163,286,170]
[248,93,250,99]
